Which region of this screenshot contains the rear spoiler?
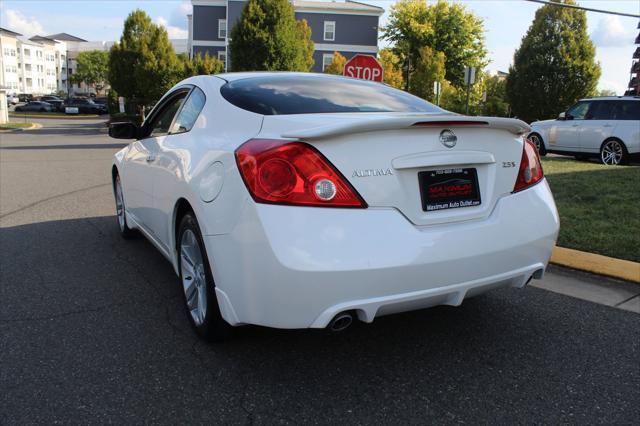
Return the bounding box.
[282,114,530,140]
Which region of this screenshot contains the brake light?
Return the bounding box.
[235,139,367,208]
[412,120,489,127]
[513,138,544,192]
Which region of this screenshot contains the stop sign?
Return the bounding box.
[343,54,384,82]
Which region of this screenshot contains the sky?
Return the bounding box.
[1,0,638,94]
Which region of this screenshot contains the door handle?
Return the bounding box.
[603,124,612,128]
[146,154,156,162]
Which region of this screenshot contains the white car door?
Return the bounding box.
[124,92,188,239]
[550,101,591,151]
[122,138,157,228]
[150,86,207,248]
[579,100,615,153]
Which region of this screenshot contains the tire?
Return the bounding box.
[529,133,546,156]
[114,175,136,238]
[178,212,232,341]
[600,139,628,166]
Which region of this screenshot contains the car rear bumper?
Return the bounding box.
[204,180,559,329]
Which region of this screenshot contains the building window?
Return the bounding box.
[322,53,334,71]
[218,51,227,67]
[24,49,31,57]
[324,21,335,41]
[218,19,227,39]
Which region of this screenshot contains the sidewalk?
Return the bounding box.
[533,265,640,314]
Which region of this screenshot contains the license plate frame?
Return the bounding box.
[419,168,481,212]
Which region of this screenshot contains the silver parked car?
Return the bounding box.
[529,96,640,165]
[14,101,54,113]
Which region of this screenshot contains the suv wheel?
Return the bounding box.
[600,139,628,166]
[529,133,546,156]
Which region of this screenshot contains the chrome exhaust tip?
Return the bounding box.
[328,312,353,332]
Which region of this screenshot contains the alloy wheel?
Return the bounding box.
[601,140,623,165]
[530,134,542,152]
[180,229,208,326]
[115,178,125,231]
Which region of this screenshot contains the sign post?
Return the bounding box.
[433,81,441,106]
[464,66,476,115]
[343,54,384,83]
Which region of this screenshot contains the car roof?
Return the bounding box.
[580,96,640,101]
[215,71,354,82]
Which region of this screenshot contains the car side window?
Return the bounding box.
[566,102,590,120]
[148,93,188,138]
[614,101,640,120]
[170,87,206,134]
[587,101,614,120]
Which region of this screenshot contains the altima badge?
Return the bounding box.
[440,129,457,148]
[352,168,393,178]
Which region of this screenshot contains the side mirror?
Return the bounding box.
[109,122,138,139]
[557,112,566,120]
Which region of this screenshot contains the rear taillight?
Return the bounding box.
[235,139,367,208]
[513,138,544,193]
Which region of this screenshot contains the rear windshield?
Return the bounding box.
[220,74,443,115]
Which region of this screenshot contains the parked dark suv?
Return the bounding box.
[64,97,108,114]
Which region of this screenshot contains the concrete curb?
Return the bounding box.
[0,123,42,132]
[550,246,640,284]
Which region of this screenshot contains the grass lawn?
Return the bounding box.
[0,122,34,129]
[542,157,640,262]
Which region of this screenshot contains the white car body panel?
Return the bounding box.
[205,180,558,328]
[113,73,560,330]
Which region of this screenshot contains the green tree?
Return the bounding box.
[323,51,347,75]
[297,19,315,71]
[179,52,224,77]
[378,48,404,89]
[108,10,181,110]
[381,0,488,88]
[410,46,445,101]
[596,89,616,97]
[229,0,314,71]
[483,75,510,117]
[506,0,600,122]
[70,50,109,94]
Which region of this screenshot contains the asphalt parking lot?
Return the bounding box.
[1,118,639,424]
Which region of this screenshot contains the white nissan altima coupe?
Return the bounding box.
[110,73,559,341]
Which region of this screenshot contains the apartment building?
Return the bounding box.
[0,28,69,96]
[1,28,187,97]
[189,0,384,72]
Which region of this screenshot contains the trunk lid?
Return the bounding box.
[258,113,530,226]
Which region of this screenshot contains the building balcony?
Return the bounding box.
[632,61,640,74]
[634,47,640,59]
